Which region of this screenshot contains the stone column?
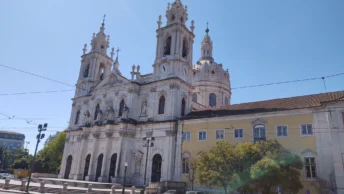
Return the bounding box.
[3,178,10,190]
[20,180,26,191]
[86,131,100,181]
[39,181,45,193]
[173,123,183,181]
[131,186,136,194]
[171,30,176,56]
[62,183,68,194]
[74,133,89,180]
[98,130,113,182]
[87,184,93,193]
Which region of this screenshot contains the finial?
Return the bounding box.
[102,14,106,27]
[168,3,171,9]
[137,65,140,73]
[110,47,115,59]
[190,20,195,33]
[107,35,110,42]
[206,22,209,34]
[116,47,121,59]
[157,15,162,29]
[185,5,188,12]
[132,64,136,71]
[92,33,95,39]
[83,44,87,55]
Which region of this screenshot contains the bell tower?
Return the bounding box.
[75,15,115,98]
[153,0,195,83]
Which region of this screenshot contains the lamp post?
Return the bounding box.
[143,137,155,188]
[26,123,48,193]
[122,162,128,194]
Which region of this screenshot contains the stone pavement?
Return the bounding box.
[0,179,141,194]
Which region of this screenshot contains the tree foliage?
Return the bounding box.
[34,132,66,173]
[12,148,32,169]
[0,147,13,170]
[197,140,303,194]
[188,157,198,190]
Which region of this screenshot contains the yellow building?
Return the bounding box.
[179,91,344,194]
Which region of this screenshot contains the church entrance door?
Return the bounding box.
[95,154,103,182]
[108,153,117,183]
[64,155,73,179]
[151,154,162,182]
[83,154,91,180]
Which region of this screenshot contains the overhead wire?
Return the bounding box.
[1,63,344,96]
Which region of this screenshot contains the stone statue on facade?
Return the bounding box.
[84,110,91,124]
[106,105,115,120]
[140,100,147,117]
[122,105,129,118]
[133,150,143,173]
[96,109,103,122]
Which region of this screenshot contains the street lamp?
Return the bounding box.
[122,162,128,194]
[143,137,155,187]
[26,123,48,193]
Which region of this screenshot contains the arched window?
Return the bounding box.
[94,104,100,120]
[253,124,266,143]
[163,36,172,56]
[118,99,125,117]
[99,67,105,80]
[83,64,89,78]
[209,93,216,107]
[225,97,229,105]
[75,110,80,125]
[192,93,197,102]
[181,98,186,116]
[158,96,165,115]
[182,38,188,58]
[182,153,190,174]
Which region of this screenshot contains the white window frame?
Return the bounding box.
[252,125,267,142]
[183,132,190,141]
[198,130,207,141]
[300,124,313,136]
[233,128,244,139]
[304,156,317,179]
[215,129,225,140]
[276,125,288,137]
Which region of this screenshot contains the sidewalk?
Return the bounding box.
[0,179,140,193]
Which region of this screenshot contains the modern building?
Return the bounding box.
[60,0,229,186]
[0,130,25,152]
[181,91,344,194]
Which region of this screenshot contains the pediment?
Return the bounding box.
[94,72,128,89]
[252,118,266,126]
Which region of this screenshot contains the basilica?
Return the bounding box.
[59,0,231,186]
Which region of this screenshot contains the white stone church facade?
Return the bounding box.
[59,0,231,186]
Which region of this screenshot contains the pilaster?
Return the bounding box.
[85,131,101,181]
[98,130,114,182]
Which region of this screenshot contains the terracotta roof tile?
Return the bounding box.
[183,90,344,119]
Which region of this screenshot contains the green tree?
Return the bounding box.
[35,132,66,173]
[188,157,198,190]
[0,147,13,170]
[197,140,303,194]
[197,141,237,194]
[12,148,33,169]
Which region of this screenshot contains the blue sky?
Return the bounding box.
[0,0,343,154]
